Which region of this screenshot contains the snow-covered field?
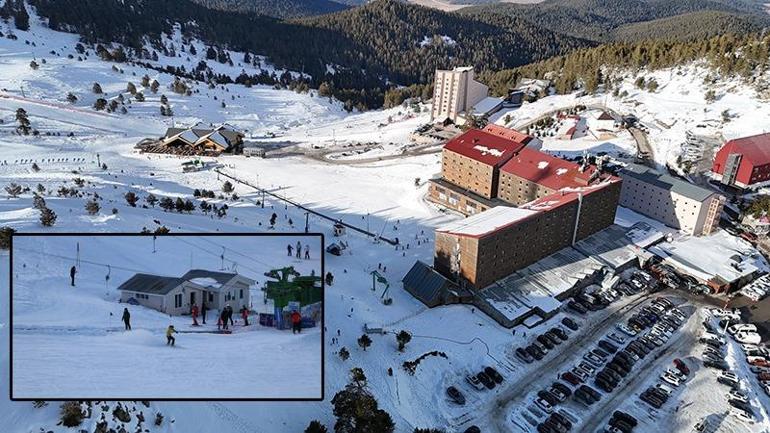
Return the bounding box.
[1,6,769,433]
[11,235,322,399]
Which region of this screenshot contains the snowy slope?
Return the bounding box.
[12,235,322,399]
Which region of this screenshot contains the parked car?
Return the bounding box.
[466,374,485,391]
[526,345,544,361]
[568,300,587,314]
[717,372,740,388]
[599,340,619,353]
[561,371,582,386]
[535,398,554,414]
[463,426,481,433]
[538,335,555,350]
[484,366,504,384]
[550,327,569,341]
[477,371,495,389]
[538,390,559,406]
[516,347,534,364]
[552,382,572,398]
[446,386,466,405]
[673,358,690,376]
[607,332,626,345]
[562,317,580,331]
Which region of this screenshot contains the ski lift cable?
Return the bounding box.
[12,246,176,277]
[169,236,267,275]
[195,236,285,270]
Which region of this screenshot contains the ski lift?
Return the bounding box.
[333,222,345,237]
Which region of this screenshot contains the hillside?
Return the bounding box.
[479,32,770,96]
[611,10,769,42]
[190,0,349,18]
[460,0,767,42]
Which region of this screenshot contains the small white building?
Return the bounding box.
[118,269,255,315]
[618,164,724,236]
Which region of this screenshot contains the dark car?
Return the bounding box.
[538,390,559,406]
[545,330,563,345]
[573,388,594,405]
[484,366,504,384]
[516,347,535,364]
[562,317,580,330]
[599,340,618,353]
[594,377,614,393]
[550,412,572,430]
[613,411,638,426]
[477,371,495,390]
[704,359,728,370]
[551,327,569,341]
[464,427,481,433]
[561,371,582,385]
[537,335,555,350]
[527,345,545,361]
[609,419,634,433]
[552,381,572,397]
[568,300,587,314]
[446,386,466,405]
[581,385,601,401]
[674,358,690,376]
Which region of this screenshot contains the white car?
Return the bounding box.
[607,332,626,344]
[535,398,553,414]
[661,373,680,387]
[734,332,762,345]
[655,383,673,396]
[730,408,754,424]
[742,288,765,302]
[728,324,758,335]
[617,324,637,336]
[728,390,749,404]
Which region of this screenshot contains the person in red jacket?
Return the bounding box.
[191,303,199,326]
[290,310,302,334]
[241,306,250,326]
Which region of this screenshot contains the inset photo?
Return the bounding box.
[10,233,323,400]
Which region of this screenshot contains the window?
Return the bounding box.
[240,289,244,299]
[174,294,182,309]
[208,293,214,302]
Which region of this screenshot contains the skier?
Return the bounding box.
[295,241,302,259]
[166,325,177,346]
[122,307,131,331]
[287,244,293,257]
[241,306,249,326]
[291,310,302,334]
[69,265,77,286]
[304,244,310,260]
[201,301,208,324]
[191,303,199,326]
[325,271,334,286]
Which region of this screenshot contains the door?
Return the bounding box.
[190,291,196,307]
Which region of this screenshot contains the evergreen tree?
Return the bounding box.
[331,368,394,433]
[39,206,57,227]
[92,82,103,94]
[93,98,107,111]
[126,82,137,94]
[66,92,78,103]
[15,108,31,135]
[145,193,158,207]
[124,191,139,207]
[5,183,22,197]
[85,199,100,215]
[396,330,412,352]
[175,197,186,212]
[339,347,350,361]
[0,226,16,250]
[159,197,174,211]
[222,180,234,193]
[357,334,372,351]
[305,420,328,433]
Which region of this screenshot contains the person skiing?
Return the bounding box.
[191,303,199,326]
[201,301,208,324]
[166,325,177,346]
[287,244,293,257]
[69,265,77,286]
[121,307,131,331]
[295,241,302,259]
[290,310,302,334]
[325,271,334,286]
[241,306,249,326]
[304,244,310,260]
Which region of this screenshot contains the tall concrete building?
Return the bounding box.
[431,66,490,125]
[619,164,724,236]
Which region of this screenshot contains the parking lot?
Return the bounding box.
[729,294,770,342]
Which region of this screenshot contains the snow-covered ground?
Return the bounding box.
[11,235,322,399]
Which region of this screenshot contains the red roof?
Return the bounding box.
[443,127,527,167]
[721,133,770,167]
[482,124,534,145]
[500,147,595,190]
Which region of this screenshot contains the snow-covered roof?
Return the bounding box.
[436,206,538,238]
[649,230,768,284]
[469,97,504,116]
